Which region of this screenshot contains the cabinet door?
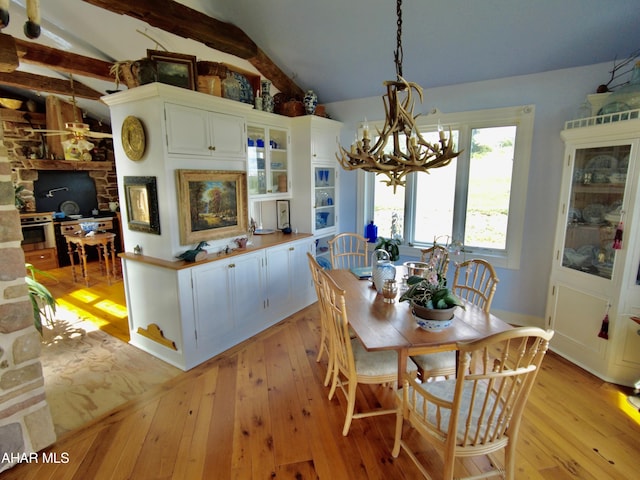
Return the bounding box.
[247,124,290,198]
[209,112,246,159]
[229,252,266,335]
[166,103,212,156]
[313,164,337,234]
[312,126,339,161]
[192,260,235,349]
[560,144,631,280]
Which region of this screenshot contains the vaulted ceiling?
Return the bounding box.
[1,0,639,124]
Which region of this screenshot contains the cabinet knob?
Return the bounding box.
[228,263,235,268]
[289,247,295,251]
[208,145,216,151]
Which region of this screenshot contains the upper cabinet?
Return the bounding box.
[247,123,290,199]
[545,115,640,387]
[165,103,246,159]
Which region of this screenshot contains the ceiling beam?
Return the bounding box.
[81,0,304,98]
[14,39,114,82]
[0,70,103,100]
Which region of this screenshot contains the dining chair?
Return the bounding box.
[394,327,555,480]
[307,252,334,386]
[452,258,499,313]
[411,258,500,381]
[328,232,369,270]
[319,268,417,436]
[419,244,450,276]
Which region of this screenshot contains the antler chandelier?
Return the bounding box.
[336,0,461,192]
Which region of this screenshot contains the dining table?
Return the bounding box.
[325,268,514,380]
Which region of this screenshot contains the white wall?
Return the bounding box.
[325,62,615,324]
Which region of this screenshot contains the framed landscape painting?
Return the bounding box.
[176,170,248,245]
[147,50,197,90]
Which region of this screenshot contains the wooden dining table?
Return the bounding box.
[325,269,513,380]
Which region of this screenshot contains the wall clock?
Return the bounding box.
[121,116,146,161]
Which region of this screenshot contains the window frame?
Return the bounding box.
[362,105,535,270]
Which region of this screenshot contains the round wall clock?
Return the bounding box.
[121,116,146,161]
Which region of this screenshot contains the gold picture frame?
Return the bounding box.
[176,170,248,245]
[147,50,197,90]
[124,176,161,235]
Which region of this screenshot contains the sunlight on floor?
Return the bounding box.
[68,288,100,303]
[94,299,128,318]
[617,391,640,423]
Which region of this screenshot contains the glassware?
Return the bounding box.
[371,249,396,293]
[382,279,398,303]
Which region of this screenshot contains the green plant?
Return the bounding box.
[399,253,464,310]
[374,236,401,261]
[25,264,57,335]
[14,184,26,210]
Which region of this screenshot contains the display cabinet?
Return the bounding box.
[290,115,343,261]
[545,113,640,386]
[247,124,290,198]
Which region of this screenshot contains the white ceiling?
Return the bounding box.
[2,0,640,123]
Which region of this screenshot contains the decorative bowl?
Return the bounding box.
[412,303,456,332]
[403,261,431,277]
[80,222,99,233]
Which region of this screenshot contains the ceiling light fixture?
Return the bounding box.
[336,0,461,192]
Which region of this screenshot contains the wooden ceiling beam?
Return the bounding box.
[0,70,103,100]
[81,0,304,98]
[14,38,114,82]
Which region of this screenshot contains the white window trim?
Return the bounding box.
[362,104,535,270]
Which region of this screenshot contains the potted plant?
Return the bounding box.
[25,263,57,335]
[399,252,464,329]
[375,236,401,262]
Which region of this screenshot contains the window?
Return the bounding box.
[368,105,534,269]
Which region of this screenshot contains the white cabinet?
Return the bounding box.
[265,237,315,319]
[192,250,266,351]
[545,116,640,386]
[122,235,315,371]
[165,103,246,159]
[290,116,342,244]
[247,123,291,198]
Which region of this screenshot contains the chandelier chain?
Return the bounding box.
[395,0,403,78]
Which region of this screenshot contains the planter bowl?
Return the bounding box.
[412,303,456,332]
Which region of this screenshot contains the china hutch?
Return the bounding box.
[545,109,640,386]
[290,115,343,262]
[102,83,316,370]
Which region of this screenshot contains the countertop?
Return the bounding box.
[119,231,313,271]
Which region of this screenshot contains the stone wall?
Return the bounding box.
[1,109,118,213]
[0,120,56,472]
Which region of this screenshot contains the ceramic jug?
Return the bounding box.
[371,249,396,294]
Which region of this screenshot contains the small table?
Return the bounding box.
[64,232,118,286]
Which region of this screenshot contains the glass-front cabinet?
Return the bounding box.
[247,124,290,198]
[561,143,630,279]
[313,164,337,232]
[545,113,640,387]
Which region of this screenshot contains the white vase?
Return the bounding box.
[303,89,318,115]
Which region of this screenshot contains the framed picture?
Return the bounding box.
[147,49,197,90]
[176,170,248,245]
[276,200,290,229]
[123,176,161,235]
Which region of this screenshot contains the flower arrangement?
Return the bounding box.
[399,249,464,310]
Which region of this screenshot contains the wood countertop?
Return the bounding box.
[119,232,313,271]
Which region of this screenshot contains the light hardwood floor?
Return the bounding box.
[2,268,639,479]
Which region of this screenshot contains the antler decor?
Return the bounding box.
[336,0,460,192]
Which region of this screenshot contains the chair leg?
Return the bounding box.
[328,368,339,400]
[323,349,333,387]
[341,380,358,436]
[504,440,516,480]
[392,408,403,457]
[316,326,327,362]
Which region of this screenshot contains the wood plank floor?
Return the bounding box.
[2,272,639,479]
